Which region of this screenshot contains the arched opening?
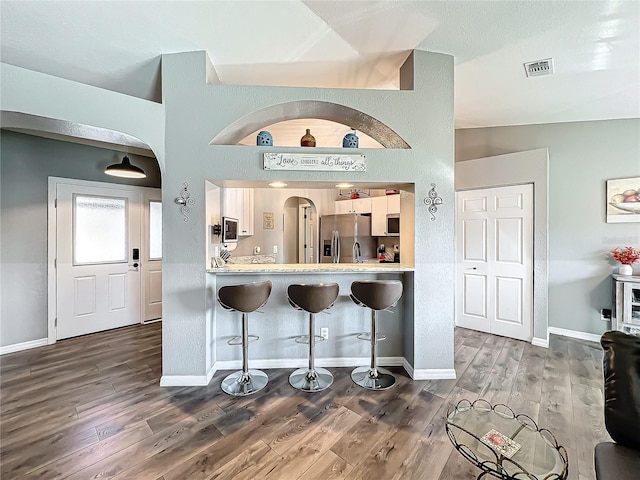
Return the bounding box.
[0,111,164,345]
[283,196,318,264]
[210,100,410,149]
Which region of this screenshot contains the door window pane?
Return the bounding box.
[149,201,162,260]
[74,195,127,264]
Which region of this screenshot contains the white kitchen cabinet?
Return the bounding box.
[222,188,254,236]
[370,194,401,236]
[335,199,352,214]
[612,274,640,334]
[334,197,372,214]
[371,196,387,236]
[387,194,400,214]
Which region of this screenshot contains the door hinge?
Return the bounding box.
[54,198,57,208]
[54,258,57,268]
[54,317,57,327]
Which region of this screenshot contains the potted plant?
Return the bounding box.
[611,246,640,275]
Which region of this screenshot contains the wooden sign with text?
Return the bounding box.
[263,153,366,172]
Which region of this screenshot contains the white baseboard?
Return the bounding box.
[531,337,549,348]
[548,327,601,344]
[0,338,48,355]
[213,356,405,372]
[160,356,458,386]
[160,364,217,387]
[403,358,456,380]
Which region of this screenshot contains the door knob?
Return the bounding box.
[133,263,139,268]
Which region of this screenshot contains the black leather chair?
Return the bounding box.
[594,330,640,479]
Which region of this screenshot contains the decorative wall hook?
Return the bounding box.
[424,183,443,221]
[175,182,195,222]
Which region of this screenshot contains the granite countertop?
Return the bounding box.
[207,262,414,274]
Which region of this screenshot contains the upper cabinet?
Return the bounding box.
[222,188,254,236]
[335,197,372,214]
[387,194,400,214]
[371,194,400,236]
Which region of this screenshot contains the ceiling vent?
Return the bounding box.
[524,58,554,77]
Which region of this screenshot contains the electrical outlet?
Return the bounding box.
[320,327,329,340]
[601,308,612,321]
[253,246,260,255]
[273,245,278,254]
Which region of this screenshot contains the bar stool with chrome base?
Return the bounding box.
[288,283,339,392]
[350,280,403,390]
[218,280,272,396]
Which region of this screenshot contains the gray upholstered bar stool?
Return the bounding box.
[288,283,339,392]
[218,280,272,396]
[350,280,403,390]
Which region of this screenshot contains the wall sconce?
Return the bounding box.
[175,182,195,222]
[424,183,443,220]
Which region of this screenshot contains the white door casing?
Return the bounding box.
[456,184,533,341]
[48,177,162,342]
[142,190,162,321]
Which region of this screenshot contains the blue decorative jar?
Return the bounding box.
[256,130,273,146]
[343,129,359,148]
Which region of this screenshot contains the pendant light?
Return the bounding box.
[105,154,146,179]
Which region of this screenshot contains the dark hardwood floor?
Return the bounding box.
[0,322,609,479]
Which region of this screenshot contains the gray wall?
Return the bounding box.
[0,130,160,347]
[455,119,640,335]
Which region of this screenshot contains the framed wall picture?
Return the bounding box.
[606,177,640,223]
[263,212,274,229]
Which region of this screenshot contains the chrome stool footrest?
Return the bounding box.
[227,334,259,346]
[294,334,325,345]
[356,332,387,342]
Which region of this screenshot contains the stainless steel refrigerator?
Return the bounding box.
[320,213,377,263]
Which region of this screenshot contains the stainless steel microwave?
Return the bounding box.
[386,215,400,236]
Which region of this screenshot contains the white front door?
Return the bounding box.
[456,184,533,341]
[56,183,142,339]
[142,192,162,321]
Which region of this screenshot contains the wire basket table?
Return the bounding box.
[445,399,568,480]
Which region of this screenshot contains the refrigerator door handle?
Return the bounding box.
[353,241,361,263]
[331,230,336,263]
[334,230,340,263]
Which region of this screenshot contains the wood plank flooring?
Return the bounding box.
[0,323,610,479]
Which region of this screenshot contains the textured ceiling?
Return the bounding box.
[1,0,638,149]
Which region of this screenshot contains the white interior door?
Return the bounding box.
[142,191,162,321]
[298,204,316,264]
[56,183,142,339]
[456,184,533,341]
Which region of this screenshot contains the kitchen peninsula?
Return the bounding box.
[206,262,413,379]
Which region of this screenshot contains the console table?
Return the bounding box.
[612,274,640,335]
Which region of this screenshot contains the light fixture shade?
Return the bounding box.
[105,155,146,179]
